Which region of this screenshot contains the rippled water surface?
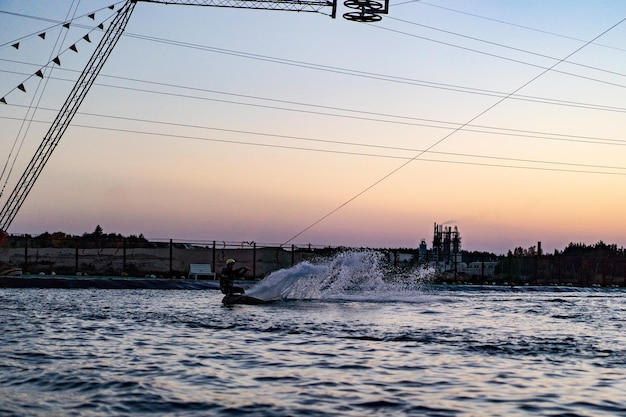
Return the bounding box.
[2,257,626,416]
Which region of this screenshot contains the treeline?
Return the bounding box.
[499,241,626,286]
[4,227,625,260]
[508,241,625,257]
[4,225,151,249]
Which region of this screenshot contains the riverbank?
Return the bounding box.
[0,275,256,290]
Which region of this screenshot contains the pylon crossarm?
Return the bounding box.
[138,0,336,15]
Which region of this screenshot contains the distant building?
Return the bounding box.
[418,239,428,263]
[388,252,414,266]
[462,261,498,277]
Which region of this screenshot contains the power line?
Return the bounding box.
[386,15,626,79]
[4,56,626,140]
[4,107,626,174]
[4,57,626,114]
[3,35,625,184]
[28,118,625,176]
[5,16,626,114]
[5,80,626,148]
[95,83,626,147]
[5,6,625,117]
[123,31,626,102]
[280,14,626,245]
[412,1,626,54]
[72,103,626,147]
[4,64,626,159]
[368,23,626,91]
[96,81,626,146]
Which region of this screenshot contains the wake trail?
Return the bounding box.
[245,250,435,302]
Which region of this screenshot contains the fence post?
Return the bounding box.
[253,242,257,279]
[123,238,127,275]
[75,239,79,274]
[212,241,216,274]
[507,252,512,282]
[169,239,173,277]
[481,256,485,280]
[23,235,29,273]
[292,244,295,266]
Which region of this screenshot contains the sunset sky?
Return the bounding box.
[1,0,625,254]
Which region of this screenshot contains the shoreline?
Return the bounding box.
[0,275,257,290]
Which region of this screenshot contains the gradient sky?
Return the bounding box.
[1,0,625,254]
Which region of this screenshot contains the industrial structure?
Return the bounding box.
[416,223,497,278]
[431,222,462,271]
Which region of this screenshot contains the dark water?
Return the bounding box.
[1,253,626,416]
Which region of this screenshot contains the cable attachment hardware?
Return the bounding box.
[343,0,389,22]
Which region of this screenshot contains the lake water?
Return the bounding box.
[1,251,625,416]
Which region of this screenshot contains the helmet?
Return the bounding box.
[226,258,236,265]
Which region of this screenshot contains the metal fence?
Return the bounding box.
[0,235,338,279]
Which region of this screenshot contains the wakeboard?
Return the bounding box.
[222,294,264,305]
